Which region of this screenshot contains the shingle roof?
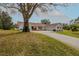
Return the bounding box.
[30,23,46,27]
[16,22,46,26]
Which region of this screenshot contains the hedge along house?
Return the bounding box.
[16,22,63,31]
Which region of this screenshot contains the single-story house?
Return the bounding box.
[16,22,63,31]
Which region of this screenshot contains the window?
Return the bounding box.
[57,27,59,29]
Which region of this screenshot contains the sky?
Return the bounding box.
[11,3,79,24]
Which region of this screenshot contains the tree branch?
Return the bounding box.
[29,3,38,18]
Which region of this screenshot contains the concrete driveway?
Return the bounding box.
[32,31,79,50]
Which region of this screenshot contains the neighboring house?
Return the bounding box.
[16,22,63,31]
[46,23,63,31]
[74,20,79,24]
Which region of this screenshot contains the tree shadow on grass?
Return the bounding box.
[0,32,23,38]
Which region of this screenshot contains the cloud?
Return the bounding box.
[49,9,68,18]
[35,8,70,23]
[35,7,69,18]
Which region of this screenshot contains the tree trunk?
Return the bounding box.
[23,19,30,32]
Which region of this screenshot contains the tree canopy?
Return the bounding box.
[41,19,50,24]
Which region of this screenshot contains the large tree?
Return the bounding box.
[0,3,68,32]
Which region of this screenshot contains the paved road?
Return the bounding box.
[32,31,79,50]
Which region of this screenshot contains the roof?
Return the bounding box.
[30,23,46,27]
[47,23,63,28]
[16,22,46,27]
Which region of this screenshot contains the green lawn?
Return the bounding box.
[0,30,79,56]
[57,30,79,38]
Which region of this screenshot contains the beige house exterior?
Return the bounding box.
[46,24,63,31]
[16,22,63,31]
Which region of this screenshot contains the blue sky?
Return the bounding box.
[11,4,79,24]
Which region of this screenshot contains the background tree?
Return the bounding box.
[0,10,2,29]
[41,19,50,24]
[70,24,79,31]
[0,3,68,32]
[74,17,79,24]
[0,11,13,30]
[63,24,70,30]
[70,19,75,25]
[75,17,79,21]
[69,17,79,31]
[70,17,79,25]
[0,19,2,29]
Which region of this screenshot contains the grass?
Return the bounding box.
[57,30,79,38]
[0,30,79,56]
